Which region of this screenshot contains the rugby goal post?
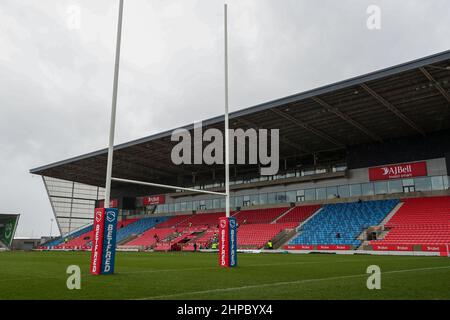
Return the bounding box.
[91,3,236,275]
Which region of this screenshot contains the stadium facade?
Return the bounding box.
[30,50,450,244]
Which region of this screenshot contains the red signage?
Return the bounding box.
[317,245,352,250]
[369,161,427,181]
[98,199,118,208]
[372,244,414,251]
[90,208,105,275]
[421,245,447,252]
[218,217,229,267]
[143,195,166,206]
[283,245,314,250]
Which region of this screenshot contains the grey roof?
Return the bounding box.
[30,50,450,194]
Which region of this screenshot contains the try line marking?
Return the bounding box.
[134,265,450,300]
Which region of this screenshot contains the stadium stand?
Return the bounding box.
[233,207,289,224]
[289,200,399,247]
[370,196,450,246]
[154,214,191,228]
[177,212,225,227]
[44,224,93,247]
[115,216,168,243]
[191,228,218,247]
[237,223,297,248]
[125,227,176,248]
[276,205,321,223]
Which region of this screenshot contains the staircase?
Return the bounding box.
[356,202,403,250]
[272,228,297,249]
[379,202,403,227]
[271,207,295,224]
[278,207,324,248]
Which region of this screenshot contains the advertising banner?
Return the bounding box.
[0,215,19,247]
[90,208,105,275]
[283,245,314,250]
[98,199,119,208]
[218,217,229,267]
[143,195,166,206]
[101,208,118,274]
[372,244,414,251]
[369,161,427,181]
[228,217,237,267]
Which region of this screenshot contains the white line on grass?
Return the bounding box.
[120,257,391,275]
[134,265,450,300]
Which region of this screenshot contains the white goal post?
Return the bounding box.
[104,3,232,217]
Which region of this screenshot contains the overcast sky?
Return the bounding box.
[1,0,449,238]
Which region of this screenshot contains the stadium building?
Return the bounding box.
[30,50,450,255]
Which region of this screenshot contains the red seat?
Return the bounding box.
[370,196,450,246]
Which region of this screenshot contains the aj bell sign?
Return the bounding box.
[369,161,427,181]
[90,207,118,275]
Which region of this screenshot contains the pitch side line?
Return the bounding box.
[134,265,450,300]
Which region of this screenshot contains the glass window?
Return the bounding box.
[374,181,388,195]
[286,171,296,178]
[305,189,316,201]
[443,176,449,190]
[192,201,199,210]
[235,196,243,208]
[259,193,268,205]
[338,185,350,198]
[213,198,220,209]
[315,168,327,174]
[388,180,403,194]
[431,176,444,190]
[268,192,276,204]
[326,186,338,199]
[220,198,225,209]
[361,183,374,196]
[205,199,213,209]
[415,177,432,192]
[275,192,286,203]
[168,203,175,213]
[286,190,296,203]
[250,194,259,206]
[229,197,235,208]
[316,188,326,200]
[186,201,193,211]
[403,178,414,187]
[350,184,362,197]
[180,202,187,211]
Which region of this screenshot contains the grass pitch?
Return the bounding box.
[0,251,449,300]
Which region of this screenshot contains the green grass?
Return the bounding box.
[0,251,449,300]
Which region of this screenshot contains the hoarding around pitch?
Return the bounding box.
[218,216,237,268]
[90,208,118,275]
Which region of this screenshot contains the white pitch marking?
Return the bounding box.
[134,265,450,300]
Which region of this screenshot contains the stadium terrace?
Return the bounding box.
[30,50,450,257]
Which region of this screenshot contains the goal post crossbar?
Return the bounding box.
[111,177,227,197]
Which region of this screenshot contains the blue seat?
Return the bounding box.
[289,199,399,247]
[45,224,93,247]
[115,216,169,244]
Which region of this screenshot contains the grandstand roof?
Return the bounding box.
[30,50,450,194]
